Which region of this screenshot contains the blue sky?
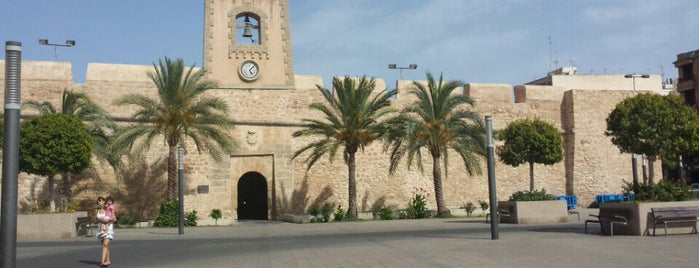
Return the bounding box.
[1,0,697,87]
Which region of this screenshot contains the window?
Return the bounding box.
[235,13,260,45]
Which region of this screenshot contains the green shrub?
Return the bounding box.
[334,205,345,221]
[115,213,138,227]
[153,200,197,227]
[308,203,320,218]
[508,189,554,201]
[407,193,428,219]
[210,209,222,226]
[479,200,489,215]
[623,180,690,202]
[320,203,333,222]
[463,202,476,216]
[185,210,197,226]
[379,206,393,220]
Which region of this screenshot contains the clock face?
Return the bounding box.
[239,60,259,81]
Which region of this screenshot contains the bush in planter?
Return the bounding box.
[508,189,554,201]
[622,180,690,202]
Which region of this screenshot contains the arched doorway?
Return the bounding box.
[237,172,268,220]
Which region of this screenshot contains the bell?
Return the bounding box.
[242,26,253,38]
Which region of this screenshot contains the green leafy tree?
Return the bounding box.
[496,118,563,191]
[19,113,94,211]
[383,72,486,216]
[292,76,397,219]
[606,93,699,184]
[112,57,237,200]
[23,90,117,203]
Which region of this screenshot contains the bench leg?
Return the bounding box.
[610,222,614,237]
[664,222,668,237]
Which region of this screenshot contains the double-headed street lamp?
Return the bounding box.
[38,38,75,60]
[388,63,417,79]
[624,73,650,185]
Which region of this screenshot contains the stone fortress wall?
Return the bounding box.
[0,60,658,220]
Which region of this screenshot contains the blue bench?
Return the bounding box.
[595,193,634,205]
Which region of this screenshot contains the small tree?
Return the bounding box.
[210,209,222,226]
[19,113,94,211]
[606,93,699,184]
[496,118,563,191]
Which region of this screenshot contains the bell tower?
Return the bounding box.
[203,0,294,89]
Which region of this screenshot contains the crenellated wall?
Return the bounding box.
[0,60,657,221]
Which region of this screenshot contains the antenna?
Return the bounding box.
[548,36,553,70]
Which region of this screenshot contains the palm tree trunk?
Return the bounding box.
[432,155,449,216]
[347,152,357,219]
[529,161,535,192]
[48,174,56,212]
[167,145,177,200]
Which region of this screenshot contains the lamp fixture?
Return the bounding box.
[38,38,76,60]
[387,63,418,79]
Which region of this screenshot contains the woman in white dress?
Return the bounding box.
[96,196,115,267]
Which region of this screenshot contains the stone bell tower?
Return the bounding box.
[203,0,294,89]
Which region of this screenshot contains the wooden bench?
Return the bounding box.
[585,208,630,236]
[485,207,511,223]
[651,206,699,236]
[76,216,96,237]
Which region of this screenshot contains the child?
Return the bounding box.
[99,196,115,238]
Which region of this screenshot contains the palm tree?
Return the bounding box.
[383,72,486,216]
[292,76,397,219]
[23,89,116,210]
[112,57,237,200]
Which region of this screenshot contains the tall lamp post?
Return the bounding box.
[177,146,185,235]
[624,74,650,185]
[38,38,75,60]
[388,63,417,80]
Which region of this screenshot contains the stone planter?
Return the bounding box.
[18,211,87,239]
[598,200,699,236]
[497,200,567,224]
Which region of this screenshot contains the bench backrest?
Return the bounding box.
[651,206,699,219]
[599,207,632,219]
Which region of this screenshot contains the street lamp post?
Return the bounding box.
[388,63,417,80]
[624,74,650,185]
[177,146,185,235]
[38,38,75,60]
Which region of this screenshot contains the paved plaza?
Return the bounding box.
[16,215,699,268]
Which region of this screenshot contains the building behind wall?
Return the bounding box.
[526,66,664,93]
[674,49,699,183]
[675,49,699,109]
